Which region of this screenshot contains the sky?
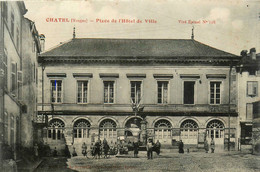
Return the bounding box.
[24,0,260,55]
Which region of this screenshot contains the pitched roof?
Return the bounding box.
[40,38,237,58]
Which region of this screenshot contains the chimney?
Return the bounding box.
[39,34,45,52]
[240,50,248,57]
[250,48,256,60]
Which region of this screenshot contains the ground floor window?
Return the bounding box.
[207,120,224,139]
[180,120,198,139]
[48,119,65,140]
[99,119,117,139]
[154,119,172,140]
[73,119,91,138]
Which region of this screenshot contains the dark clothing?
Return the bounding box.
[82,144,87,156]
[103,143,110,158]
[178,141,184,153]
[155,142,161,155]
[94,141,101,158]
[147,142,154,159]
[133,142,139,157]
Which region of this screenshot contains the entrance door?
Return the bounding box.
[73,119,91,145]
[207,120,225,149]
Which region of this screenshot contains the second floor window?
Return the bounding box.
[51,80,62,103]
[184,81,195,104]
[247,81,258,97]
[104,81,114,103]
[131,81,141,103]
[210,82,221,104]
[77,81,88,103]
[158,81,168,104]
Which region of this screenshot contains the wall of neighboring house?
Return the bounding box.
[20,18,40,148]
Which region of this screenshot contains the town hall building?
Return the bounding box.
[36,32,241,154]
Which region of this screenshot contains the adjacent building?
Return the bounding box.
[0,1,41,166]
[37,34,241,153]
[237,49,260,151]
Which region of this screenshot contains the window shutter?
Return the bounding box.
[18,71,23,100]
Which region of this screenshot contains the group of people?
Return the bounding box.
[146,140,161,159]
[204,137,215,153]
[178,137,215,154]
[72,138,111,159]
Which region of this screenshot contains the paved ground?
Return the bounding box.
[35,151,260,172]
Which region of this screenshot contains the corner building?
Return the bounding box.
[37,38,240,153]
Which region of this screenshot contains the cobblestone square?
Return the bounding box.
[35,151,260,172]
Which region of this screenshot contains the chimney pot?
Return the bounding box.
[39,34,45,52]
[250,48,256,60]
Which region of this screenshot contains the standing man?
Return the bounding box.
[155,140,161,155]
[204,139,209,153]
[178,140,184,154]
[146,139,154,159]
[133,141,139,158]
[210,137,215,153]
[82,142,87,157]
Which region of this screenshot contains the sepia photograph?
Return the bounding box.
[0,0,260,171]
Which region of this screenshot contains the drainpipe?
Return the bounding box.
[228,62,233,151]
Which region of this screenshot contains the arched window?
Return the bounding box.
[154,119,172,140]
[73,119,91,138]
[99,119,117,140]
[207,120,225,139]
[48,119,65,140]
[180,120,198,140]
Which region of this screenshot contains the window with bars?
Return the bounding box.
[11,11,14,38]
[210,82,221,104]
[131,81,141,103]
[104,81,114,103]
[51,80,62,103]
[247,81,258,97]
[77,81,88,103]
[73,119,91,138]
[11,62,17,95]
[158,81,168,104]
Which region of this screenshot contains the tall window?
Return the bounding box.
[48,119,65,140]
[4,112,8,144]
[154,119,172,140]
[16,27,20,51]
[51,80,62,103]
[180,120,198,140]
[73,119,91,138]
[18,71,22,100]
[11,11,14,37]
[2,49,7,89]
[210,82,221,104]
[184,81,195,104]
[10,114,14,147]
[247,81,258,97]
[11,62,17,95]
[131,81,141,103]
[104,81,114,103]
[77,81,88,103]
[158,81,168,104]
[3,2,8,21]
[246,103,253,120]
[99,119,117,140]
[207,120,224,139]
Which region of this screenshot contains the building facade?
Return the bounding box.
[237,49,260,151]
[0,1,41,165]
[37,37,240,153]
